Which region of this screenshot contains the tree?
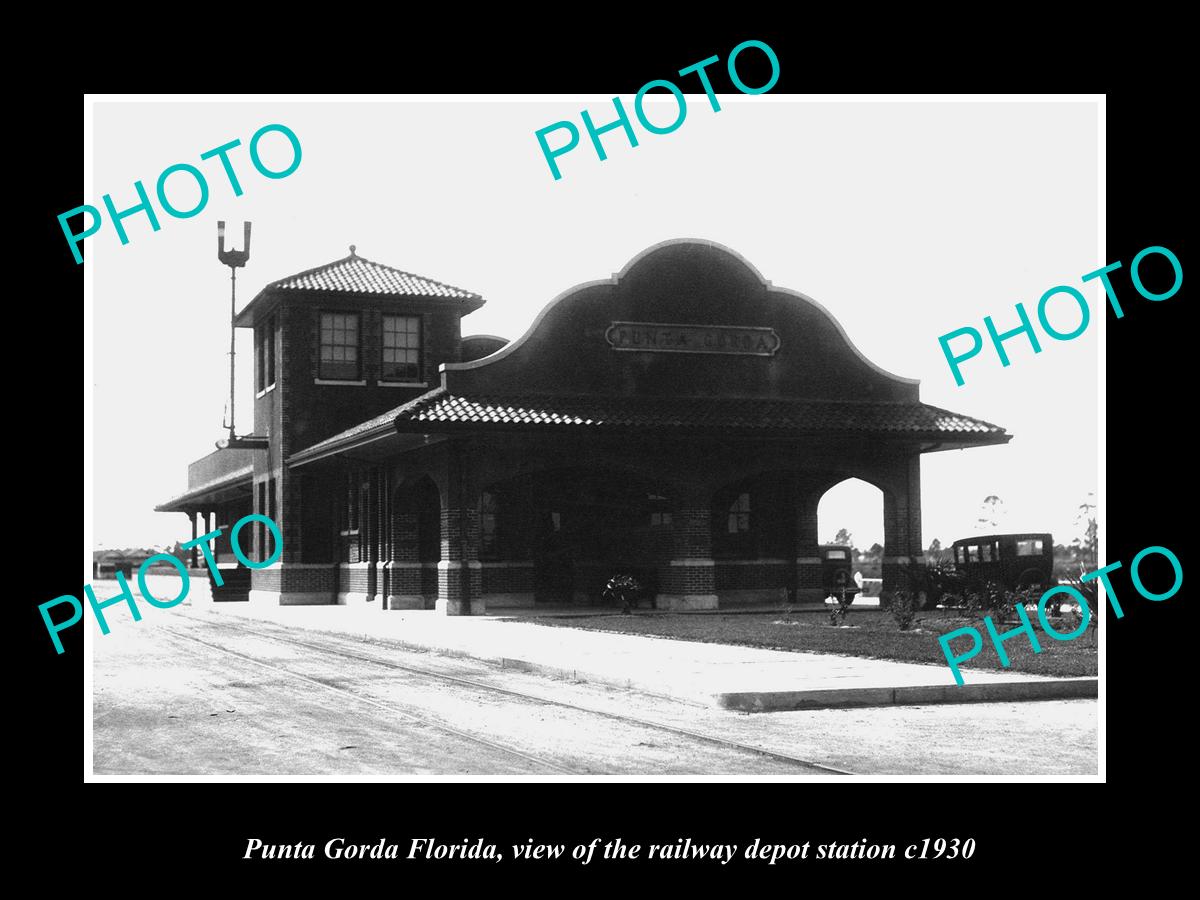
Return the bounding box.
[977,494,1005,530]
[866,542,884,559]
[833,528,854,547]
[927,538,944,563]
[1072,492,1098,570]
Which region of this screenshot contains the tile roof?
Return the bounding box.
[268,253,481,300]
[289,389,1008,463]
[389,390,1008,436]
[289,406,407,461]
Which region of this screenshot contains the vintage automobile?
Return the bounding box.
[819,544,860,600]
[950,533,1054,590]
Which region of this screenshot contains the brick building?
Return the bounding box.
[158,239,1009,612]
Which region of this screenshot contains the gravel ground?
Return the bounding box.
[91,608,1098,776]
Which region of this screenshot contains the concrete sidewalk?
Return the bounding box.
[183,602,1097,712]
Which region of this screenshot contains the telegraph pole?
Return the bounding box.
[217,221,251,441]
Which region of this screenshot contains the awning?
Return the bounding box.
[155,465,254,512]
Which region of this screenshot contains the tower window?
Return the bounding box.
[319,312,360,381]
[382,315,422,382]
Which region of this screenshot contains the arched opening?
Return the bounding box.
[479,467,673,606]
[386,475,441,609]
[816,477,885,601]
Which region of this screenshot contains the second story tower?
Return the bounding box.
[233,246,485,462]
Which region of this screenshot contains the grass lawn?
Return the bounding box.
[515,609,1097,677]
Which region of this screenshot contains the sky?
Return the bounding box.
[89,97,1099,551]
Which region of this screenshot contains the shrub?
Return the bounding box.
[964,580,1007,616]
[1060,565,1101,629]
[828,588,855,626]
[890,590,917,630]
[602,574,645,614]
[940,592,967,616]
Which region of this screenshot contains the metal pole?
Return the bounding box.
[228,267,237,440]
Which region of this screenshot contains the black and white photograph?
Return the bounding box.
[79,94,1108,781]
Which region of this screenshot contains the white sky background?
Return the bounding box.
[91,98,1098,551]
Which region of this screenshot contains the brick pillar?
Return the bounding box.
[656,485,718,611]
[365,469,380,603]
[795,492,824,603]
[882,454,924,595]
[386,500,424,610]
[437,451,483,615]
[280,472,302,564]
[377,471,389,610]
[189,512,198,568]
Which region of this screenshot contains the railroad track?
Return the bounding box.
[158,626,575,775]
[163,613,854,776]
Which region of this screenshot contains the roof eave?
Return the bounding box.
[286,422,397,468]
[155,467,255,512]
[234,288,483,328]
[388,419,1011,443]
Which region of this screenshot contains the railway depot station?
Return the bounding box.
[158,240,1009,613]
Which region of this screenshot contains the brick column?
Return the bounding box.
[377,471,390,610]
[437,450,484,615]
[656,486,718,610]
[795,492,824,603]
[365,469,381,604]
[386,487,427,610]
[279,472,302,564]
[881,454,924,595]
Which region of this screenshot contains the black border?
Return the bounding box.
[26,26,1190,887]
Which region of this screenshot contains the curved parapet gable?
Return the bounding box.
[443,239,919,403]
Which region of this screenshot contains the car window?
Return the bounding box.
[825,550,847,560]
[1016,539,1044,556]
[967,546,979,563]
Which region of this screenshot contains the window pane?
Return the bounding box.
[319,311,360,379]
[382,316,420,381]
